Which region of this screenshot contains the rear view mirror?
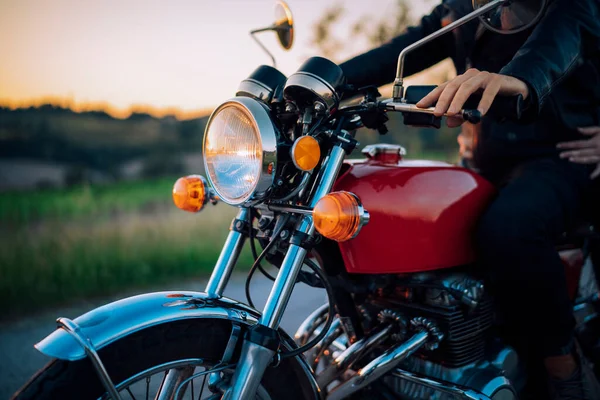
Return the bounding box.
[249,1,295,67]
[273,1,294,50]
[473,0,547,34]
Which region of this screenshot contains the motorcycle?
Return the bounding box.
[13,0,600,399]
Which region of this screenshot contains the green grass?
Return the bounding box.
[0,178,177,225]
[0,179,253,319]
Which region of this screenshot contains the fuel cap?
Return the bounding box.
[361,144,407,164]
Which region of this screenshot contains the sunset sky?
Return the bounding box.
[0,0,439,118]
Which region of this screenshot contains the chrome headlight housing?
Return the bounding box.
[203,97,277,205]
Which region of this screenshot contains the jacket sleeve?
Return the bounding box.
[500,0,600,117]
[339,3,455,90]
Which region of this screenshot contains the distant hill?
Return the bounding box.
[0,105,210,189]
[0,103,461,191]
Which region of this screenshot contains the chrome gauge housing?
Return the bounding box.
[284,56,345,112]
[236,65,287,104]
[203,97,278,206]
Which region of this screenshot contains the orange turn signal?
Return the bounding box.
[313,191,369,242]
[172,175,208,213]
[291,136,321,171]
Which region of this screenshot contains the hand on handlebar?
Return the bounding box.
[557,126,600,179]
[415,68,530,127]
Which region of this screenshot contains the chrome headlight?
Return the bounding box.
[203,97,277,205]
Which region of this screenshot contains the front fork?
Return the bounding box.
[204,145,346,399]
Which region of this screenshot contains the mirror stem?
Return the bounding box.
[250,27,278,68]
[393,0,508,101]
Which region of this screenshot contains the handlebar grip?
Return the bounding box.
[405,86,525,122]
[463,93,525,122]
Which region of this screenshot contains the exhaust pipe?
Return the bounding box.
[326,330,430,400]
[316,324,394,388]
[295,303,329,346]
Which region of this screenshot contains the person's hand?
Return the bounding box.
[557,126,600,179]
[416,68,529,128]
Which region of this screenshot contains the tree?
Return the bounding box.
[310,0,414,62]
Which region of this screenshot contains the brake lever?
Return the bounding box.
[385,102,482,124]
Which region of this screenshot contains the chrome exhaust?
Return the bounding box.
[295,303,329,346]
[326,330,430,400]
[316,324,394,388]
[310,318,344,369]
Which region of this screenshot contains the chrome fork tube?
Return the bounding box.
[226,145,346,398]
[259,144,346,328]
[205,208,250,298]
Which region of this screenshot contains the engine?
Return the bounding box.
[358,272,520,399]
[368,272,493,367]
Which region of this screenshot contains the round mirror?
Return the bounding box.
[274,1,294,50]
[473,0,547,34]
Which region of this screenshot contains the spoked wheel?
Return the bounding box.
[12,319,310,400]
[98,359,270,400]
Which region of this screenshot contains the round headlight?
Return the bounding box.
[203,97,277,205]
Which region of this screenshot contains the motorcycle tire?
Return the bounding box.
[12,318,312,400]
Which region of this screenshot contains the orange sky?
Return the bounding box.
[0,0,440,118]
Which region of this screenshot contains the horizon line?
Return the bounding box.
[0,97,214,120]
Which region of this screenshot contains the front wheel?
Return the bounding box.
[12,319,313,400]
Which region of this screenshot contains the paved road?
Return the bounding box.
[0,274,327,399]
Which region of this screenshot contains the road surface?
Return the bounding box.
[0,273,327,398]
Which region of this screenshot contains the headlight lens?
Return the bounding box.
[203,98,277,205]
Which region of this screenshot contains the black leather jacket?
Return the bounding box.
[339,0,600,176]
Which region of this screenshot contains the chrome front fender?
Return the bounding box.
[35,291,322,398]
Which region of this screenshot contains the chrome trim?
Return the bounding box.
[386,101,482,122]
[358,330,429,384]
[176,363,238,399]
[345,192,370,239]
[311,318,343,368]
[295,303,329,345]
[237,79,276,103]
[310,145,346,208]
[392,0,508,99]
[409,317,444,351]
[226,144,348,399]
[267,203,313,215]
[57,318,122,400]
[205,208,249,298]
[327,331,430,400]
[362,143,407,158]
[316,324,394,388]
[284,72,339,111]
[225,341,276,399]
[98,359,204,399]
[261,144,347,329]
[155,366,195,400]
[37,293,257,361]
[36,291,322,399]
[203,97,278,206]
[391,368,496,400]
[261,244,309,328]
[36,294,323,400]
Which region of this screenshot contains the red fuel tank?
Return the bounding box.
[333,147,496,274]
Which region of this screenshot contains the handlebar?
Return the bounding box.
[391,84,525,125]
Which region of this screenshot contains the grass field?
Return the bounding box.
[0,178,253,319]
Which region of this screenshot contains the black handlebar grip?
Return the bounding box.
[405,86,525,123]
[461,93,525,122]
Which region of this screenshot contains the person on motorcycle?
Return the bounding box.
[559,127,600,292]
[338,0,600,398]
